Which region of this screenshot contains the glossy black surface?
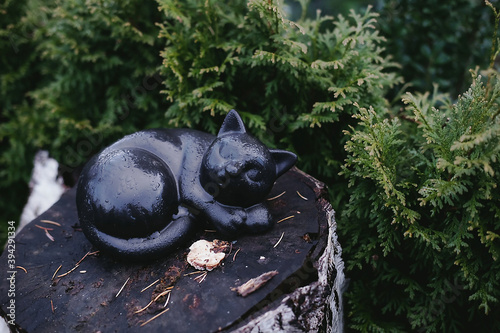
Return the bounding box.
[76,110,297,260]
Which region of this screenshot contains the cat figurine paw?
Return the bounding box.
[76,110,296,260]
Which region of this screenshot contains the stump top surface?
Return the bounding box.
[1,168,328,332]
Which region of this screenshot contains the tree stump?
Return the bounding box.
[0,167,345,332]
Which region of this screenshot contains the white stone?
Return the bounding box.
[19,151,65,231]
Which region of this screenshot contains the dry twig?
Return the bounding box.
[231,271,279,297]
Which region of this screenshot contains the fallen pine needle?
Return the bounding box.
[232,248,241,262]
[57,250,98,279]
[76,251,91,266]
[16,266,27,273]
[276,215,295,224]
[296,191,308,200]
[57,264,80,278]
[141,279,160,293]
[135,289,172,314]
[194,271,208,283]
[135,299,155,314]
[116,277,130,298]
[273,232,285,248]
[41,220,61,227]
[52,264,62,280]
[51,300,54,313]
[153,288,172,302]
[184,271,205,276]
[140,308,169,327]
[267,191,286,201]
[35,224,56,241]
[45,230,55,242]
[35,224,53,231]
[163,292,171,308]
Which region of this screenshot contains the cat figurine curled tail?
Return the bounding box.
[76,110,297,260]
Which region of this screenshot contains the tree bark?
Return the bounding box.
[0,167,345,332]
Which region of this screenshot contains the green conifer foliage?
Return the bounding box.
[2,1,499,330]
[0,0,165,237]
[1,0,53,235]
[340,57,500,333]
[378,0,494,96]
[0,0,400,242]
[156,0,401,180]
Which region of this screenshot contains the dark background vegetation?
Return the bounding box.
[1,0,499,331]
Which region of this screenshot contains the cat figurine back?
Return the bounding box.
[76,110,296,260]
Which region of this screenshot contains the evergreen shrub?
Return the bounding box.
[378,0,495,96]
[1,0,46,241]
[340,2,500,330]
[1,1,499,331]
[156,0,401,182]
[0,0,165,238]
[0,0,401,242]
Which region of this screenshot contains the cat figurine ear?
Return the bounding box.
[271,149,297,178]
[218,110,246,136]
[218,109,297,177]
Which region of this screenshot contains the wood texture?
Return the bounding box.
[0,167,344,332]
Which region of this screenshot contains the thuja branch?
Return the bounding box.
[485,0,500,100]
[485,0,500,70]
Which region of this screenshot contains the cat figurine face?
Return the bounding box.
[76,110,297,261]
[200,111,293,207]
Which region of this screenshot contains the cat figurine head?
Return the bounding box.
[199,110,297,207]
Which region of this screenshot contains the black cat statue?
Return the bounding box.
[76,110,297,260]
